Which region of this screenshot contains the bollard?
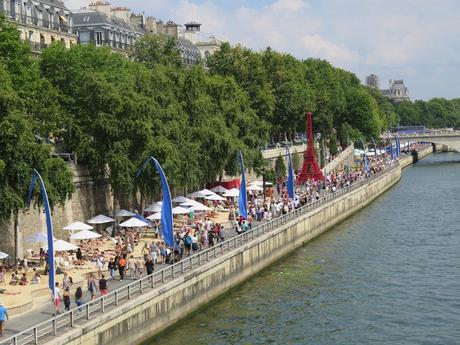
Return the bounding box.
[70,310,74,328]
[101,297,105,313]
[86,304,90,320]
[128,285,131,299]
[140,279,143,294]
[151,274,155,288]
[161,270,165,283]
[172,265,175,279]
[34,327,38,344]
[181,261,184,273]
[115,291,119,306]
[53,319,57,336]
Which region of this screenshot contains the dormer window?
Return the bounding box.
[83,16,90,22]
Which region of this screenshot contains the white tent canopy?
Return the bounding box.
[119,217,149,228]
[190,204,212,212]
[25,233,55,243]
[211,185,228,193]
[87,214,114,224]
[172,196,192,203]
[116,209,136,217]
[0,252,8,259]
[205,193,226,201]
[144,202,162,213]
[69,229,102,240]
[223,188,239,197]
[172,206,190,215]
[54,240,79,251]
[147,212,162,220]
[63,222,93,231]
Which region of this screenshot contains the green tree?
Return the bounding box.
[274,154,286,178]
[329,130,338,156]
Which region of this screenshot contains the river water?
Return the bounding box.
[149,153,460,345]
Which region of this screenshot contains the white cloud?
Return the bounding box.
[300,34,359,64]
[269,0,307,11]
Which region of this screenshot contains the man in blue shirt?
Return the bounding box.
[0,301,8,337]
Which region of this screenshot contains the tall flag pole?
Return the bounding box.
[364,154,369,174]
[238,151,247,219]
[395,135,400,158]
[136,157,174,247]
[27,170,55,296]
[286,145,295,199]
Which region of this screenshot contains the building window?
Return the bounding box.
[28,30,33,40]
[83,16,90,22]
[95,32,102,46]
[79,31,90,45]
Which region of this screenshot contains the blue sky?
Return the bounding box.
[66,0,460,101]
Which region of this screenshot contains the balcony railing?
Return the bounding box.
[0,9,72,33]
[28,41,48,52]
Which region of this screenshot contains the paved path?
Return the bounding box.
[2,227,239,338]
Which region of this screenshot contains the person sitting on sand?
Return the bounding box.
[31,272,41,284]
[19,273,27,286]
[9,273,18,286]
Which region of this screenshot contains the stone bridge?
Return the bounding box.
[385,130,460,152]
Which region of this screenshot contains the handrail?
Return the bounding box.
[0,161,401,345]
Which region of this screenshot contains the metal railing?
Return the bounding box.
[0,9,72,33]
[1,161,400,345]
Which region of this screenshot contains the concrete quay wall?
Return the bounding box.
[47,165,403,345]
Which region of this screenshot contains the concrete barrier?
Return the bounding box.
[44,164,403,345]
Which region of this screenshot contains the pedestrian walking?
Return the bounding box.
[53,282,62,315]
[108,257,117,280]
[145,255,154,276]
[63,287,71,311]
[88,274,97,301]
[99,274,108,296]
[0,300,8,337]
[75,287,83,313]
[118,255,126,281]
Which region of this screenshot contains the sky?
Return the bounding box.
[65,0,460,101]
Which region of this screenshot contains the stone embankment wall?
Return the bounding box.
[48,164,404,345]
[0,163,112,258]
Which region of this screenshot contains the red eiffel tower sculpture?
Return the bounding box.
[297,111,324,185]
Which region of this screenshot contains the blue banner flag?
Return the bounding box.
[395,136,400,158]
[27,170,55,296]
[136,157,174,247]
[238,151,248,219]
[286,145,295,199]
[364,154,369,173]
[390,143,394,160]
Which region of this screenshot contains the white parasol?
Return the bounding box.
[116,209,136,217]
[172,196,192,203]
[63,222,93,231]
[119,217,149,228]
[211,185,228,193]
[144,202,162,213]
[223,188,239,197]
[247,185,264,191]
[147,212,162,220]
[249,180,272,186]
[190,204,212,212]
[87,214,114,224]
[54,240,79,251]
[172,206,191,215]
[205,194,226,201]
[0,252,8,259]
[199,189,216,196]
[187,191,207,199]
[25,232,55,243]
[180,199,203,207]
[69,229,102,240]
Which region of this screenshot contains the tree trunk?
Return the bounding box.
[14,213,19,263]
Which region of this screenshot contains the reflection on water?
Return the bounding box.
[148,153,460,345]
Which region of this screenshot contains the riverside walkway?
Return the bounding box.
[0,154,419,345]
